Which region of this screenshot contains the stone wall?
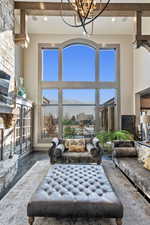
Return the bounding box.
[0,0,14,32]
[0,0,19,197]
[0,0,15,160]
[0,155,18,194]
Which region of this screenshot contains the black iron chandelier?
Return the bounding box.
[60,0,110,35]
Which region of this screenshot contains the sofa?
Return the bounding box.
[48,137,103,164]
[112,140,150,200]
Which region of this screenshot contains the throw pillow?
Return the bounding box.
[137,146,150,163]
[144,157,150,171]
[68,139,85,152]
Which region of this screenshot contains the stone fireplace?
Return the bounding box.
[0,0,19,197]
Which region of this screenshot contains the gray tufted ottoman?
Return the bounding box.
[27,164,123,225]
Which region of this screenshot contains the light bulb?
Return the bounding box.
[112,17,116,22]
[43,16,48,21]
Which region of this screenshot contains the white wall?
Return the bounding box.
[133,47,150,94]
[132,18,150,126]
[15,45,24,78]
[23,34,134,149]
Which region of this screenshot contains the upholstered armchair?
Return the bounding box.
[48,137,103,164]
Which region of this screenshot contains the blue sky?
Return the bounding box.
[42,45,116,104]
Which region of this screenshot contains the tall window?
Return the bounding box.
[42,49,58,81]
[99,49,116,82]
[63,44,95,81]
[40,42,119,141]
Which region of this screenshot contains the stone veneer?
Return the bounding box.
[0,0,18,196]
[0,155,18,193]
[0,0,14,32]
[0,0,15,160]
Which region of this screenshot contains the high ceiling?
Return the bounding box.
[23,16,149,35]
[15,1,150,35]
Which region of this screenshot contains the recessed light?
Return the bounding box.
[112,17,116,22]
[44,16,48,21]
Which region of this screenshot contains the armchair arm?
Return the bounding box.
[48,137,61,164]
[86,137,103,164]
[86,143,97,156]
[55,144,65,158]
[48,138,65,164]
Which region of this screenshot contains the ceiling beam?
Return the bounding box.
[14,2,150,17]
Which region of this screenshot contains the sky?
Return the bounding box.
[42,44,116,104]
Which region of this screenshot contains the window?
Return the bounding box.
[42,89,58,105]
[100,89,116,104]
[42,49,58,81]
[63,89,95,104]
[63,106,95,137]
[41,106,59,139]
[63,44,95,81]
[99,49,116,82]
[39,42,119,141]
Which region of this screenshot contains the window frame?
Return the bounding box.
[38,40,120,143]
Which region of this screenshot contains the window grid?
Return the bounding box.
[38,42,120,142]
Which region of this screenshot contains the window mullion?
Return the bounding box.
[58,48,62,81]
[96,48,99,82]
[95,89,100,133]
[58,89,63,138]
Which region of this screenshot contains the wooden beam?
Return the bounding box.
[20,9,26,34]
[138,35,150,41]
[14,2,150,17]
[136,11,142,37]
[15,10,29,47]
[136,11,142,48]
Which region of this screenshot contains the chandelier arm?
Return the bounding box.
[82,0,94,21]
[67,0,77,11]
[60,0,110,28]
[76,0,88,33]
[83,0,110,26]
[60,0,83,27]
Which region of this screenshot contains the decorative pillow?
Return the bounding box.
[67,139,85,152]
[144,157,150,171]
[137,146,150,163]
[64,139,70,149]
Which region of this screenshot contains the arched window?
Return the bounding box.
[39,41,119,141]
[62,44,95,81]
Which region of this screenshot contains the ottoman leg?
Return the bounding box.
[28,217,35,225]
[116,218,122,225]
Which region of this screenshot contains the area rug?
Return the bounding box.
[0,160,150,225]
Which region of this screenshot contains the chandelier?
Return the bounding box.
[60,0,110,35]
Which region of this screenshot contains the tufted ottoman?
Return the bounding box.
[27,164,123,225]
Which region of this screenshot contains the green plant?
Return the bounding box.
[96,131,113,146]
[112,130,134,141]
[96,130,134,146]
[64,126,76,138]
